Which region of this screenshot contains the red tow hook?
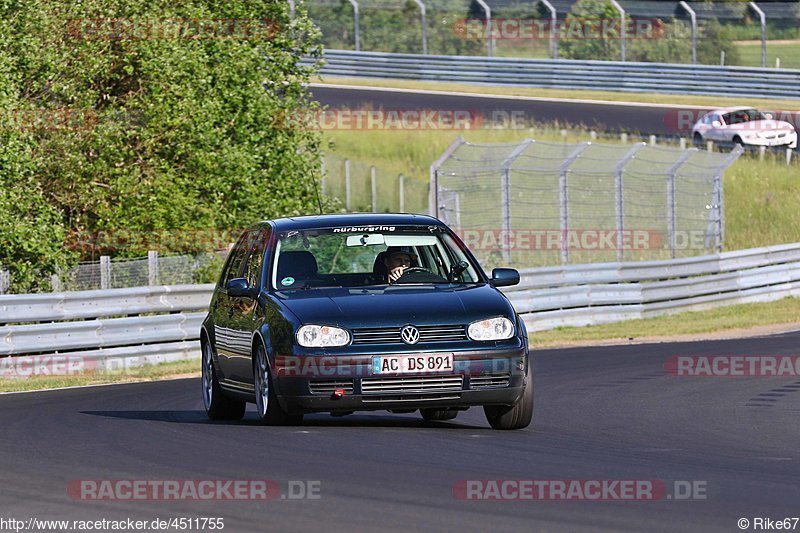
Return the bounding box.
[331,388,346,400]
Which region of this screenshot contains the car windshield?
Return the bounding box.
[271,226,482,290]
[726,109,766,125]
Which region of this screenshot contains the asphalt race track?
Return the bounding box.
[3,331,800,532]
[309,84,708,137]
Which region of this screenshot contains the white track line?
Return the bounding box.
[0,374,198,396]
[309,82,711,110]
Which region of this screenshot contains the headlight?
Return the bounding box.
[467,317,514,341]
[296,325,350,347]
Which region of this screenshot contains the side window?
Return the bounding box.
[242,229,269,288]
[221,231,251,287]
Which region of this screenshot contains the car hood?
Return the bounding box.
[729,119,794,132]
[275,284,514,328]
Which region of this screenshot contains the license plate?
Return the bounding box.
[372,354,454,375]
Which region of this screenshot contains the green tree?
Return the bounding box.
[559,0,624,61]
[697,18,741,66]
[0,0,324,292]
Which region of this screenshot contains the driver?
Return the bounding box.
[383,246,416,283]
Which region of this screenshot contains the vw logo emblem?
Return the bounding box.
[400,325,420,345]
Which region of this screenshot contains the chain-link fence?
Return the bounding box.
[431,137,742,269]
[54,252,225,292]
[304,0,800,68]
[322,152,429,213]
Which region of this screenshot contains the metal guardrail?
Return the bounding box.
[0,285,213,370]
[507,242,800,331]
[1,243,799,368]
[311,50,800,99]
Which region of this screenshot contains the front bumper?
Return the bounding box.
[741,132,798,148]
[272,347,527,414]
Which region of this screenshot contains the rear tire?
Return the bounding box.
[253,345,303,426]
[693,133,703,147]
[202,339,246,421]
[420,408,459,422]
[483,360,533,430]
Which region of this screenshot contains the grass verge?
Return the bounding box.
[312,76,800,111]
[0,358,199,393]
[531,296,800,348]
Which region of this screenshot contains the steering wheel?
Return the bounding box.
[402,267,430,275]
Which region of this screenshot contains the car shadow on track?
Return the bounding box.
[78,410,488,430]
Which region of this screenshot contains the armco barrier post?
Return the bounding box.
[51,274,62,292]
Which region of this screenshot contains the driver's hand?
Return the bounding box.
[388,266,407,282]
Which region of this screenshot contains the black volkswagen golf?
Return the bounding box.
[201,213,533,430]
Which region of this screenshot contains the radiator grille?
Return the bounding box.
[352,325,467,345]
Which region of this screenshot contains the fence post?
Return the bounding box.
[474,0,493,56]
[787,148,793,166]
[678,1,696,64]
[371,166,377,212]
[666,149,697,258]
[148,250,159,286]
[345,159,351,211]
[287,0,295,18]
[539,0,557,59]
[500,140,533,265]
[610,0,626,61]
[0,268,9,294]
[749,2,767,68]
[429,137,465,217]
[399,174,405,213]
[412,0,428,54]
[50,274,62,292]
[348,0,360,51]
[559,143,590,263]
[100,255,111,290]
[614,143,645,262]
[320,154,326,195]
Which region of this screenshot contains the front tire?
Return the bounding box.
[202,340,246,420]
[253,345,303,426]
[483,360,533,430]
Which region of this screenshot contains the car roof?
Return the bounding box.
[255,213,447,232]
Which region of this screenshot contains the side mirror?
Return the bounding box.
[490,268,520,288]
[764,113,774,120]
[227,278,257,298]
[712,120,722,128]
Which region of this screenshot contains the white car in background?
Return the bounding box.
[692,107,797,149]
